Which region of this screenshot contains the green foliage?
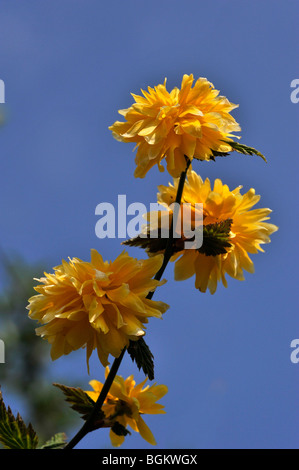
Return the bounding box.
[210,149,231,158]
[127,338,155,380]
[224,140,267,162]
[53,383,104,422]
[123,219,233,257]
[0,252,78,442]
[210,141,266,162]
[0,389,67,449]
[123,231,169,253]
[0,389,38,449]
[198,219,232,256]
[111,421,131,437]
[39,433,67,449]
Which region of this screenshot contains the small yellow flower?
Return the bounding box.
[86,367,168,446]
[145,170,278,294]
[109,74,240,178]
[27,250,168,368]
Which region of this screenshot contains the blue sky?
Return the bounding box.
[0,0,298,449]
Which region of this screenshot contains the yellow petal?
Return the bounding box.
[136,416,156,445]
[174,251,196,281]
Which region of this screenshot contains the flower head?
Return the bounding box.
[86,367,168,446]
[27,250,168,368]
[109,74,240,178]
[136,170,278,294]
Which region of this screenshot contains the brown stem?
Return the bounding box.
[64,158,191,449]
[147,157,191,294]
[64,348,126,449]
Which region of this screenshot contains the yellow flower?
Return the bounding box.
[109,74,240,178]
[27,250,169,368]
[145,170,278,294]
[86,367,168,446]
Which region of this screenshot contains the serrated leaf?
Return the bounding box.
[53,383,102,422]
[127,338,155,380]
[111,421,131,437]
[123,219,232,257]
[210,149,230,159]
[224,140,267,162]
[123,233,168,254]
[0,389,39,449]
[39,432,67,449]
[198,219,232,256]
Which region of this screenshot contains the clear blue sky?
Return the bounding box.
[0,0,298,449]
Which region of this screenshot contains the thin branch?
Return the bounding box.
[64,157,191,449]
[148,157,191,293]
[64,348,126,449]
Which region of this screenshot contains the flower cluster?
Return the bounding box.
[25,74,277,449]
[86,367,168,447]
[27,250,168,368]
[109,74,240,178]
[154,170,278,294]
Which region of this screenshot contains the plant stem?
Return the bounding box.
[64,348,126,449]
[64,157,191,449]
[148,157,191,292]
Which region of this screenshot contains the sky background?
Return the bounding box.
[0,0,298,450]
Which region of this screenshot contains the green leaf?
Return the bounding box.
[39,432,67,449]
[198,219,232,256]
[111,421,131,437]
[224,140,267,162]
[127,338,155,380]
[53,383,102,422]
[210,149,230,159]
[123,219,233,257]
[122,228,185,255]
[0,389,39,449]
